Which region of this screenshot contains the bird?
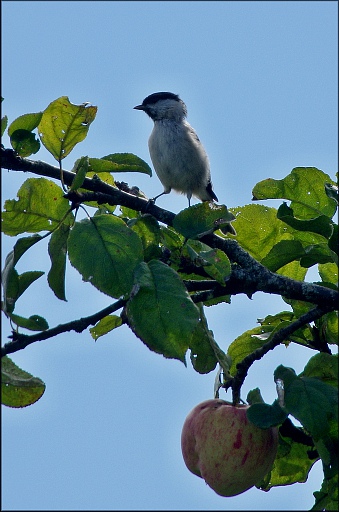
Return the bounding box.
[134,91,219,207]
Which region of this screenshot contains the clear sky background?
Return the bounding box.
[1,1,338,510]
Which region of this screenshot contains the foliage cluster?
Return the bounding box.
[1,97,338,509]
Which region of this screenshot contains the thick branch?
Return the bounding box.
[190,264,338,309]
[1,148,175,225]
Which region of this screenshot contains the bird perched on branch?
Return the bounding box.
[134,91,219,207]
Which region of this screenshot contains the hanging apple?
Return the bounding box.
[181,399,279,497]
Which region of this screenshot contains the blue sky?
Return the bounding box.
[1,1,338,510]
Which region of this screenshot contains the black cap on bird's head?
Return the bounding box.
[134,92,180,110]
[134,92,187,120]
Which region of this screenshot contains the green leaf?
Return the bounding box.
[247,400,288,428]
[246,388,265,405]
[300,243,337,267]
[2,178,70,235]
[8,313,49,331]
[277,202,334,239]
[173,202,235,239]
[274,365,338,444]
[12,234,43,264]
[227,325,274,375]
[48,223,71,301]
[160,225,185,251]
[301,353,338,387]
[9,129,40,157]
[129,214,162,261]
[38,96,97,161]
[90,153,152,176]
[8,112,43,136]
[198,248,231,285]
[68,214,144,298]
[69,156,90,191]
[183,239,231,285]
[229,204,287,262]
[125,260,200,362]
[17,271,45,299]
[315,312,339,346]
[276,259,308,281]
[252,167,337,219]
[259,434,318,491]
[318,262,338,287]
[8,112,43,157]
[261,240,306,272]
[257,311,295,327]
[90,315,122,340]
[1,356,46,407]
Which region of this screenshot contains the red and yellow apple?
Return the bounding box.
[181,399,278,497]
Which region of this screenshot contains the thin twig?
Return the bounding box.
[223,305,332,404]
[1,299,126,357]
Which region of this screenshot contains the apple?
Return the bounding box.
[181,399,278,497]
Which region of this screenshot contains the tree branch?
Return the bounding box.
[2,147,338,357]
[223,305,332,404]
[1,298,126,357]
[1,148,175,225]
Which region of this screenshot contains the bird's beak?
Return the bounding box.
[133,104,145,110]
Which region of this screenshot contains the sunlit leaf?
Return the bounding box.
[38,96,97,161]
[318,262,338,287]
[89,315,122,340]
[8,112,43,136]
[1,356,45,407]
[259,434,318,491]
[229,204,288,261]
[227,325,274,375]
[277,202,334,238]
[2,178,70,235]
[301,353,338,387]
[312,471,339,510]
[252,167,337,219]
